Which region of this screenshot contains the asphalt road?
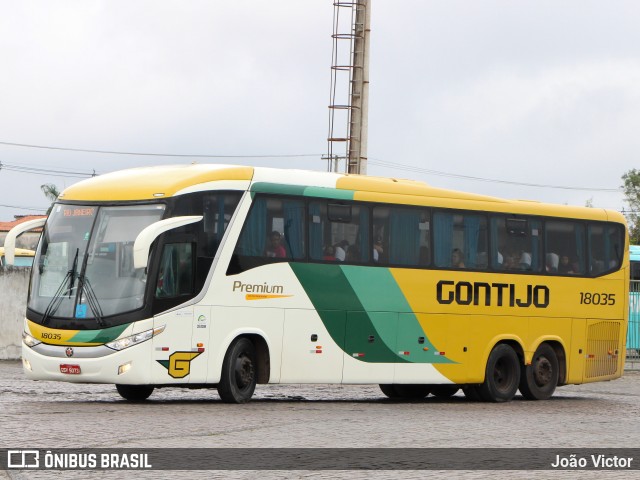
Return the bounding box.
[2,360,640,479]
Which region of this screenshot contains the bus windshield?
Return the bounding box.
[28,204,166,321]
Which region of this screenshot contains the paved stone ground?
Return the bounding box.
[2,360,640,479]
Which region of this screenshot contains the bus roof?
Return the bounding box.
[59,164,625,223]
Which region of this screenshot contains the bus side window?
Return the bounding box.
[434,211,487,270]
[373,206,429,267]
[490,215,541,272]
[546,220,585,275]
[308,201,369,264]
[588,223,624,276]
[231,195,306,273]
[156,243,193,298]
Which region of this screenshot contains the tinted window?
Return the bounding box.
[490,216,542,272]
[230,195,306,273]
[309,201,369,264]
[545,220,586,275]
[373,206,430,266]
[588,223,624,276]
[434,211,487,270]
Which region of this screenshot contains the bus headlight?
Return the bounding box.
[22,331,41,348]
[106,325,165,351]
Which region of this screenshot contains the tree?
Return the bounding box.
[622,169,640,244]
[41,183,60,215]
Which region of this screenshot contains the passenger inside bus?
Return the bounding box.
[451,248,465,268]
[373,237,384,263]
[265,231,286,258]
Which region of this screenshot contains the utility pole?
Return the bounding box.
[326,1,371,175]
[347,1,370,175]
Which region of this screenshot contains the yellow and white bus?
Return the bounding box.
[10,164,628,403]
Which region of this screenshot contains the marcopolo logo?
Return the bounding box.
[232,281,292,301]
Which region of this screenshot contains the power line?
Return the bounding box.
[0,140,622,192]
[368,158,621,193]
[0,203,47,212]
[0,162,95,179]
[0,141,322,159]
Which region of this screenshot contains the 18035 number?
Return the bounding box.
[579,292,616,305]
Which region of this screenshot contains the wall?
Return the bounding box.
[0,267,30,359]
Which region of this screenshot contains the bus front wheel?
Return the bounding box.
[218,337,257,404]
[478,344,520,402]
[519,343,559,400]
[116,384,154,402]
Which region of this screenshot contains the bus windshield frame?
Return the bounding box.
[28,203,166,328]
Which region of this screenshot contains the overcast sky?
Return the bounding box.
[1,0,639,222]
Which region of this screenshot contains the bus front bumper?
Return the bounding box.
[21,340,153,385]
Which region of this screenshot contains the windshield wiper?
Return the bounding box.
[41,248,79,325]
[77,274,106,328]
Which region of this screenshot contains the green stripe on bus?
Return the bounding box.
[251,183,307,196]
[341,266,453,364]
[291,263,420,363]
[250,183,354,200]
[303,186,354,200]
[290,263,405,363]
[68,323,130,344]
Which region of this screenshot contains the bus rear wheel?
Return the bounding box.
[218,337,257,404]
[379,384,431,399]
[519,343,559,400]
[478,344,521,402]
[462,386,483,401]
[116,384,154,402]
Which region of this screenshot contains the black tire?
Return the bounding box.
[116,384,154,402]
[462,385,483,402]
[431,385,459,398]
[218,337,257,404]
[379,384,431,399]
[519,343,559,400]
[477,344,521,402]
[379,384,398,398]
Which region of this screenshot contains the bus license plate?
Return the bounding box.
[60,364,81,375]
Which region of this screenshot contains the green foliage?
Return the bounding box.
[622,169,640,244]
[40,183,60,215]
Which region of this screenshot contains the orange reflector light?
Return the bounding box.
[423,347,429,351]
[587,354,595,359]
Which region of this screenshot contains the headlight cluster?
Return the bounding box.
[105,325,165,351]
[22,331,41,348]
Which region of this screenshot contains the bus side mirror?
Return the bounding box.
[133,216,203,270]
[3,218,46,266]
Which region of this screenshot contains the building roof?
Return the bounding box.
[0,215,47,233]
